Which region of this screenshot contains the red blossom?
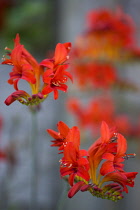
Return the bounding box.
[41,42,73,100]
[67,96,135,137]
[60,142,89,186]
[70,8,140,91]
[2,34,72,105]
[47,121,70,151]
[71,62,117,89]
[68,181,86,198]
[4,90,30,106]
[40,42,71,69]
[101,171,138,193]
[48,121,138,201]
[2,34,40,91]
[42,64,72,99]
[100,133,127,176]
[86,8,135,47]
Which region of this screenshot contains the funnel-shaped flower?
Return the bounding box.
[41,42,73,99]
[60,141,89,186]
[47,121,70,151]
[2,34,72,105]
[73,8,138,63]
[71,8,140,90]
[59,126,89,185]
[48,121,138,201]
[67,96,134,137]
[2,34,42,94]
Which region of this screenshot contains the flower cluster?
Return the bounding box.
[2,34,72,106]
[71,8,140,90]
[47,121,138,201]
[67,96,133,136]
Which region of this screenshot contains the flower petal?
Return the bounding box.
[100,160,115,175]
[57,121,70,138]
[117,134,127,156]
[101,121,110,143]
[68,181,85,198]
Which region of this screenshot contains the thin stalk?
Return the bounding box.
[56,181,69,210]
[30,109,38,210]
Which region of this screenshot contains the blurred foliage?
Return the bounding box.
[0,0,58,58]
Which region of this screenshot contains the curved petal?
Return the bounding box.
[5,90,30,106]
[101,121,110,143]
[53,89,59,100]
[69,173,76,186]
[42,85,53,95]
[11,45,23,66]
[102,152,114,161]
[117,134,127,156]
[54,43,69,65]
[47,129,61,139]
[14,33,20,47]
[66,126,80,150]
[63,142,77,162]
[68,181,85,198]
[101,172,128,193]
[79,149,88,157]
[100,161,114,175]
[57,121,70,137]
[77,167,90,181]
[40,59,54,69]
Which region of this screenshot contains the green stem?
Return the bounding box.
[56,181,69,210]
[30,108,38,210]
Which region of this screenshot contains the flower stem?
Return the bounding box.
[30,108,39,210]
[56,181,69,210]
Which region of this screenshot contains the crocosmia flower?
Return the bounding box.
[40,42,73,100]
[47,121,138,201]
[47,121,71,152]
[71,8,140,90]
[2,34,72,105]
[74,8,139,62]
[66,96,135,137]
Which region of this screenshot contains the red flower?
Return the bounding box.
[100,133,127,176]
[48,121,138,201]
[67,96,115,135]
[2,34,41,93]
[71,62,117,89]
[2,34,72,105]
[41,43,73,99]
[47,121,82,154]
[67,96,135,137]
[47,121,70,151]
[4,90,30,106]
[68,181,86,198]
[4,90,45,106]
[87,122,137,200]
[86,8,134,47]
[60,141,89,186]
[101,171,138,193]
[114,115,132,135]
[47,121,89,184]
[66,98,88,128]
[2,34,46,105]
[40,42,71,68]
[70,8,140,90]
[42,64,72,99]
[89,63,117,88]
